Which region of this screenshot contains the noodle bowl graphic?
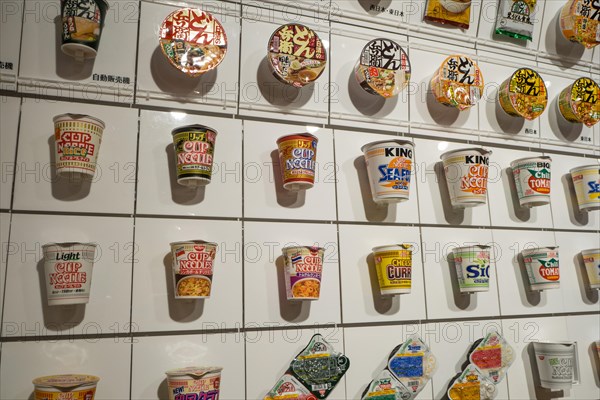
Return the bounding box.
[177,275,211,297]
[292,278,321,298]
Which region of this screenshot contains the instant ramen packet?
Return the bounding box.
[387,336,436,399]
[447,364,497,400]
[431,55,484,111]
[560,0,600,48]
[495,0,537,41]
[559,77,600,127]
[361,369,412,400]
[498,68,547,120]
[468,331,515,384]
[424,0,472,29]
[264,373,313,400]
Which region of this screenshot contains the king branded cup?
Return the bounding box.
[53,114,105,177]
[570,165,600,212]
[441,148,492,208]
[521,247,560,291]
[510,156,552,207]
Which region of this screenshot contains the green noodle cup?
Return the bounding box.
[532,342,580,390]
[60,0,110,61]
[452,245,491,293]
[171,125,217,188]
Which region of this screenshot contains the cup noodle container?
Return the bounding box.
[282,246,324,300]
[33,374,99,400]
[172,125,217,187]
[372,244,413,296]
[452,245,491,293]
[522,247,560,291]
[170,241,217,299]
[361,140,414,204]
[277,133,318,191]
[558,77,600,128]
[53,114,105,177]
[441,148,492,208]
[570,165,600,212]
[581,248,600,289]
[165,367,222,400]
[60,0,109,61]
[42,242,97,306]
[510,156,552,207]
[532,342,579,390]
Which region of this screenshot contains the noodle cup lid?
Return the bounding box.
[282,245,324,254]
[360,369,411,400]
[52,113,105,129]
[169,240,218,249]
[568,77,599,104]
[453,244,491,253]
[447,364,496,400]
[42,242,97,250]
[276,132,318,145]
[468,331,515,384]
[440,147,492,161]
[387,336,436,383]
[510,156,551,168]
[32,374,100,389]
[372,244,413,253]
[437,55,484,89]
[171,124,218,136]
[159,8,227,76]
[581,248,600,255]
[357,38,411,96]
[504,68,548,120]
[521,246,558,257]
[361,139,414,154]
[570,164,600,174]
[165,367,223,378]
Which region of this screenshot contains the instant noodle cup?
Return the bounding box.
[447,364,496,400]
[372,244,413,296]
[510,156,552,207]
[495,0,537,41]
[171,124,217,187]
[268,24,327,87]
[170,241,217,299]
[469,331,515,384]
[277,133,318,191]
[431,55,483,111]
[424,0,472,29]
[521,247,560,291]
[33,374,99,400]
[532,342,580,390]
[558,77,600,127]
[264,373,312,400]
[361,369,411,400]
[361,140,414,204]
[60,0,109,61]
[560,0,600,49]
[570,165,600,212]
[355,39,411,98]
[387,336,437,398]
[441,147,492,208]
[53,114,105,178]
[159,8,227,76]
[165,367,222,400]
[581,248,600,289]
[281,246,323,301]
[498,68,547,120]
[452,245,491,293]
[42,242,97,306]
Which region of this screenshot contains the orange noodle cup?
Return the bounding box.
[510,156,552,207]
[33,374,99,400]
[560,0,600,49]
[498,68,547,120]
[440,147,492,208]
[60,0,109,61]
[431,55,483,111]
[277,133,318,191]
[170,241,217,299]
[570,165,600,212]
[558,78,600,127]
[171,124,217,187]
[165,367,222,400]
[282,246,324,300]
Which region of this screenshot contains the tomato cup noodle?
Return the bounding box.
[172,125,217,187]
[452,245,491,293]
[431,55,483,111]
[468,331,515,384]
[532,342,580,390]
[33,374,100,400]
[495,0,537,41]
[355,39,411,98]
[581,248,600,289]
[53,114,105,178]
[281,246,324,301]
[387,336,437,398]
[268,24,327,88]
[447,363,497,400]
[170,241,217,299]
[424,0,472,29]
[60,0,109,61]
[498,68,547,120]
[361,369,411,400]
[558,77,600,127]
[521,247,560,291]
[570,165,600,212]
[560,0,600,49]
[42,242,96,306]
[165,367,222,400]
[361,140,414,204]
[372,244,413,296]
[159,8,227,77]
[510,156,552,207]
[441,148,492,208]
[277,133,318,191]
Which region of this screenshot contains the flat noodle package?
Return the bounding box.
[447,364,497,400]
[361,369,411,400]
[495,0,537,41]
[387,337,436,398]
[424,0,472,29]
[468,331,515,384]
[431,55,484,111]
[560,0,600,48]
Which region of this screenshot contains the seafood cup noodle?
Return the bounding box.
[570,165,600,212]
[441,148,492,208]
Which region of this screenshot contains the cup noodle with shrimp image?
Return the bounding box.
[170,241,217,299]
[281,246,324,300]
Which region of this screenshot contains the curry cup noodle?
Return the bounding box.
[361,369,412,400]
[581,248,600,289]
[570,165,600,212]
[281,246,324,300]
[558,78,600,128]
[387,336,437,399]
[53,114,105,178]
[60,0,109,61]
[468,331,515,384]
[361,140,415,204]
[532,342,580,390]
[277,134,318,191]
[498,68,547,121]
[447,364,497,400]
[170,241,217,299]
[521,247,560,291]
[171,125,217,188]
[510,156,552,207]
[165,367,222,400]
[441,148,492,208]
[372,244,413,296]
[33,374,100,400]
[452,245,491,293]
[431,56,483,111]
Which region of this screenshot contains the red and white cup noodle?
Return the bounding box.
[33,374,100,400]
[165,367,222,400]
[282,246,324,300]
[581,248,600,289]
[570,165,600,212]
[361,140,414,204]
[510,156,552,207]
[532,342,579,390]
[277,133,318,191]
[521,247,560,291]
[53,114,105,178]
[452,245,491,293]
[170,241,217,299]
[42,242,97,306]
[441,148,492,208]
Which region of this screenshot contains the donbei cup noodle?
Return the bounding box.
[570,165,600,211]
[440,148,492,208]
[498,68,547,120]
[431,56,483,111]
[277,133,318,191]
[268,24,327,87]
[281,246,324,300]
[42,242,97,306]
[264,373,313,400]
[33,374,99,400]
[171,124,217,187]
[360,369,412,400]
[495,0,537,41]
[468,331,515,384]
[159,8,227,76]
[387,336,437,399]
[521,247,560,291]
[581,248,600,289]
[510,156,552,207]
[355,39,411,98]
[170,241,217,299]
[424,0,472,29]
[447,364,496,400]
[452,245,491,293]
[560,0,600,48]
[372,244,413,296]
[60,0,109,60]
[165,367,222,400]
[361,140,414,204]
[53,114,105,178]
[558,77,600,127]
[532,342,579,390]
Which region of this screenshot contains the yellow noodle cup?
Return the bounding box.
[33,374,99,400]
[372,244,413,295]
[498,68,548,120]
[570,165,600,212]
[170,241,217,299]
[558,78,600,127]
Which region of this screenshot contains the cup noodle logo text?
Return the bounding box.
[49,252,87,288]
[460,155,489,195]
[56,130,96,161]
[176,245,214,275]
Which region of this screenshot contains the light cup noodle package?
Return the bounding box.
[510,156,552,208]
[170,241,217,299]
[581,248,600,289]
[495,0,538,41]
[560,0,600,49]
[165,367,222,400]
[468,331,515,384]
[570,165,600,212]
[387,336,437,398]
[431,55,483,111]
[423,0,472,29]
[498,68,547,121]
[32,374,100,400]
[447,364,497,400]
[521,247,560,291]
[282,246,324,301]
[558,78,600,127]
[440,148,492,208]
[355,39,411,98]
